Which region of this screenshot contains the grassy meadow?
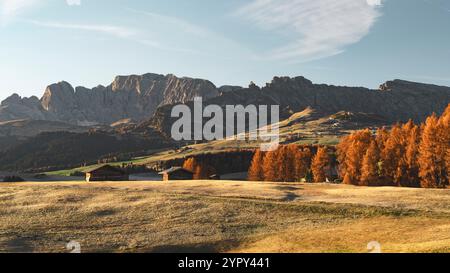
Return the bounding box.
[0,181,448,253]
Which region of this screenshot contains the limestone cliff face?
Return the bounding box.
[252,77,450,122]
[1,74,449,128]
[0,73,219,125]
[0,94,48,121]
[211,76,450,122]
[147,76,450,135]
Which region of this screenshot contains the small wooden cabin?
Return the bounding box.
[84,165,129,182]
[159,167,194,181]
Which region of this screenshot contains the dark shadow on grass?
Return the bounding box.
[146,240,242,253]
[276,186,302,191]
[1,237,35,253]
[92,209,117,217]
[283,192,300,202]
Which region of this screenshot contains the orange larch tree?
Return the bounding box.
[440,104,450,185]
[183,157,197,172]
[340,129,372,185]
[285,144,299,182]
[336,134,352,180]
[419,114,447,188]
[403,123,421,187]
[394,121,416,186]
[361,139,381,186]
[276,146,288,182]
[294,147,312,182]
[311,147,331,183]
[381,124,405,185]
[263,149,278,182]
[248,149,265,181]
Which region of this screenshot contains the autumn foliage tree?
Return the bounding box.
[418,114,448,188]
[337,129,372,185]
[440,106,450,182]
[360,140,381,186]
[295,147,312,182]
[404,123,421,187]
[248,149,265,181]
[183,157,197,172]
[183,157,216,180]
[263,149,279,182]
[311,147,331,183]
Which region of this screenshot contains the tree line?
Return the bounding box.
[247,104,449,188]
[338,104,449,188]
[248,145,336,183]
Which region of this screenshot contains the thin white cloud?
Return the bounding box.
[367,0,382,6]
[128,8,210,38]
[28,20,137,38]
[28,18,203,55]
[1,0,82,25]
[0,0,40,24]
[66,0,81,6]
[128,8,255,59]
[235,0,384,62]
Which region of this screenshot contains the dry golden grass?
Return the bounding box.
[0,181,448,253]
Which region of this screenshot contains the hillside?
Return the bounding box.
[0,181,448,253]
[0,119,89,138]
[43,107,389,176]
[0,130,172,172]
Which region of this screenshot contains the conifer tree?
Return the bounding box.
[183,157,197,172]
[312,147,331,183]
[440,104,450,185]
[404,123,421,187]
[381,124,404,185]
[285,144,299,182]
[263,149,278,182]
[338,129,372,185]
[295,147,312,181]
[248,149,265,181]
[361,140,381,186]
[419,114,446,188]
[276,146,289,182]
[337,135,352,179]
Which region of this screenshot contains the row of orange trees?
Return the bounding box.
[338,104,449,188]
[247,104,449,188]
[248,145,334,183]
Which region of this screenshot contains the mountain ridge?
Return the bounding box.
[145,76,450,136]
[1,73,450,130]
[0,73,221,125]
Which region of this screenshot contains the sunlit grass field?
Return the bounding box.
[0,181,448,253]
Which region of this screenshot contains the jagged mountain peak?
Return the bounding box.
[1,93,22,105]
[0,73,221,125]
[379,79,450,92]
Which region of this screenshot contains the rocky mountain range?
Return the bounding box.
[146,76,450,136]
[0,73,222,125]
[2,73,449,130]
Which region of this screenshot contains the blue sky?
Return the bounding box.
[0,0,449,100]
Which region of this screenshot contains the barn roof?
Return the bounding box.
[83,164,126,174]
[158,167,194,175]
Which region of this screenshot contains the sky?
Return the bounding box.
[0,0,450,101]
